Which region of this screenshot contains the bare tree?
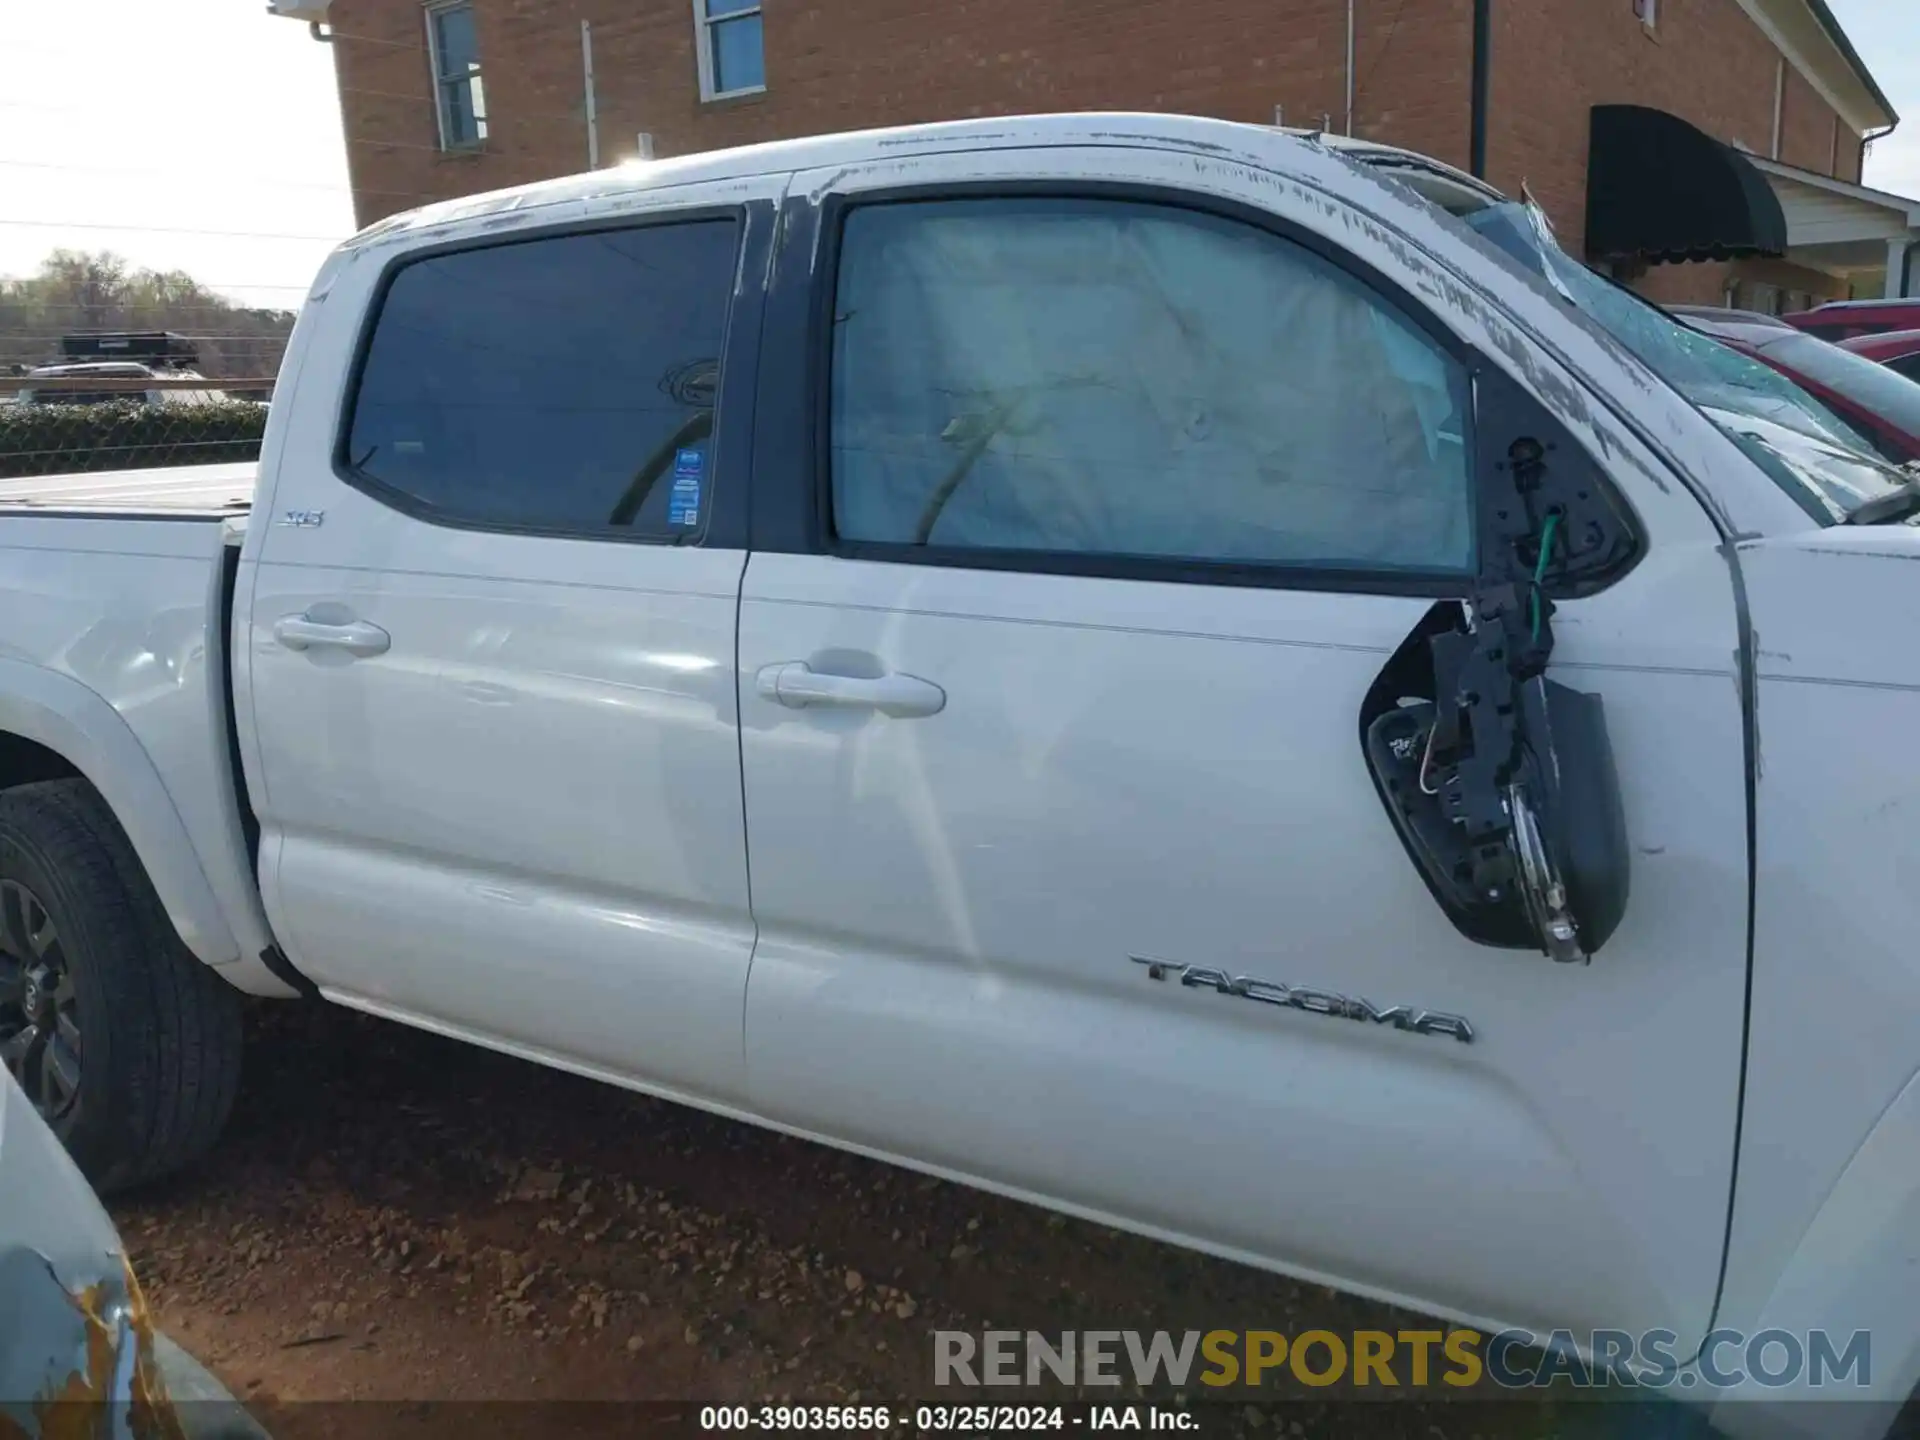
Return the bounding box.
[0,250,297,385]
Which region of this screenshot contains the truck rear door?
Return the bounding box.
[236,178,779,1105]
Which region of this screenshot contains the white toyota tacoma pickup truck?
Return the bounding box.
[0,115,1916,1437]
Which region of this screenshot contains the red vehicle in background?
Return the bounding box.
[1779,297,1920,342]
[1839,327,1920,383]
[1668,305,1920,465]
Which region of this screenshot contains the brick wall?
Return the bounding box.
[1488,0,1853,249]
[330,0,1483,228]
[1479,0,1868,304]
[326,0,1865,308]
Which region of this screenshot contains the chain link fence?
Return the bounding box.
[0,380,271,480]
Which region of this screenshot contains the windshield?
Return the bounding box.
[1756,331,1920,437]
[1458,202,1910,523]
[1701,406,1914,524]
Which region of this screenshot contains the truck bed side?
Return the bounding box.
[0,478,291,995]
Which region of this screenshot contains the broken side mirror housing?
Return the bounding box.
[1524,675,1630,953]
[1363,666,1629,960]
[1359,368,1638,962]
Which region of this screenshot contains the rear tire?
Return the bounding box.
[0,778,241,1192]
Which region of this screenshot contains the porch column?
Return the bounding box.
[1888,237,1915,298]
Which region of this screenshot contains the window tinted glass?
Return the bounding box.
[1889,353,1920,384]
[345,220,738,537]
[829,198,1473,575]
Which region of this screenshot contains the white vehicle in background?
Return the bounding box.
[11,360,227,408]
[0,115,1916,1440]
[10,334,233,407]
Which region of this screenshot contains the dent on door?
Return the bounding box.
[1359,369,1640,963]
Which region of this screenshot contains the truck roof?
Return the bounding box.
[343,112,1475,254]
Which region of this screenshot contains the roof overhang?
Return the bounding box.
[1586,106,1788,264]
[1751,155,1920,223]
[1747,155,1920,276]
[1731,0,1897,136]
[264,0,332,21]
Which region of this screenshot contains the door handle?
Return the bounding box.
[273,614,391,658]
[755,662,946,718]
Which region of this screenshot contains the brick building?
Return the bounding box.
[270,0,1909,306]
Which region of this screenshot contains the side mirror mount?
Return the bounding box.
[1359,370,1638,962]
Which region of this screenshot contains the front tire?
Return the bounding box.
[0,779,241,1191]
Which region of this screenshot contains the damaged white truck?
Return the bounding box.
[0,116,1916,1438]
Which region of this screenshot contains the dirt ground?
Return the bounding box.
[109,1002,1727,1440]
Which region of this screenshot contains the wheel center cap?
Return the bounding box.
[20,972,48,1023]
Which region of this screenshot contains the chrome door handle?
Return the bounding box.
[755,662,946,718]
[273,614,391,658]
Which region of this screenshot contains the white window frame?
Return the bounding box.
[692,0,766,102]
[1772,56,1787,158]
[1633,0,1658,29]
[425,0,488,150]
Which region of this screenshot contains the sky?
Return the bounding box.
[0,1,355,310]
[0,0,1913,309]
[1829,0,1920,198]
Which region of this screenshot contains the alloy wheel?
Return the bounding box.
[0,878,81,1119]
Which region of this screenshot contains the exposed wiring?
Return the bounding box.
[1529,511,1562,640]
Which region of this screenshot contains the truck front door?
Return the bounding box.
[734,145,1751,1350]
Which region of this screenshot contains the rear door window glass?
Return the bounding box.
[344,218,739,539]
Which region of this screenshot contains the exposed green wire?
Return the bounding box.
[1529,511,1561,640]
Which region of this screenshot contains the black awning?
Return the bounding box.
[1585,105,1788,264]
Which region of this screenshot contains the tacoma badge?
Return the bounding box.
[1130,956,1475,1044]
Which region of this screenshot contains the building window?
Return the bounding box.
[694,0,765,100]
[426,2,488,148]
[1632,0,1657,28]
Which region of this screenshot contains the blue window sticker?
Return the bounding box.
[668,447,704,527]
